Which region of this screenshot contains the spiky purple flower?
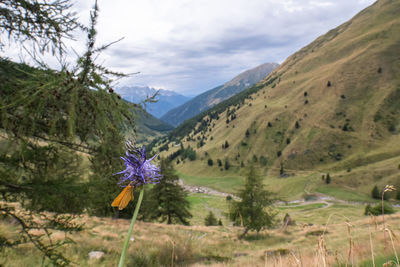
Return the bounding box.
[115,142,162,187]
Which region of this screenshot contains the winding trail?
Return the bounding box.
[178,179,375,211]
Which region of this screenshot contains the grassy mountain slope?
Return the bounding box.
[161,62,278,126]
[154,0,400,199]
[135,109,174,144]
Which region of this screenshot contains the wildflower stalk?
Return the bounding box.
[118,186,144,267]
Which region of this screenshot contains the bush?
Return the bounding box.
[207,159,213,166]
[327,81,331,87]
[326,173,331,184]
[365,203,395,216]
[372,185,380,199]
[224,158,230,170]
[205,211,218,226]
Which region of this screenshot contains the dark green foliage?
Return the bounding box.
[217,159,222,167]
[229,166,276,238]
[326,173,331,184]
[304,100,309,104]
[223,140,229,149]
[0,3,135,265]
[378,67,382,73]
[224,158,230,170]
[327,81,331,87]
[396,191,400,200]
[372,185,380,199]
[207,158,214,166]
[365,203,395,216]
[252,155,258,162]
[277,151,282,157]
[205,211,218,226]
[148,159,192,225]
[226,195,232,201]
[304,92,308,97]
[87,129,125,217]
[286,138,291,144]
[218,219,223,226]
[280,163,284,176]
[241,161,245,168]
[260,156,268,166]
[268,122,272,127]
[341,94,346,99]
[0,0,79,54]
[245,129,250,138]
[167,145,196,162]
[295,121,300,129]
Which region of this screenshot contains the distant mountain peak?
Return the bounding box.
[117,86,191,118]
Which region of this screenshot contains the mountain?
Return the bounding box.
[133,109,174,144]
[117,86,191,118]
[160,63,279,126]
[152,0,400,199]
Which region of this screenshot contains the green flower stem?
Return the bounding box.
[118,186,144,267]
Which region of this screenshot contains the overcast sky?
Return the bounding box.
[3,0,375,95]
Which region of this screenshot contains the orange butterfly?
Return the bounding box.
[111,184,134,210]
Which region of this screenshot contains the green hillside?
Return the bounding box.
[153,0,400,199]
[135,109,174,144]
[161,63,278,126]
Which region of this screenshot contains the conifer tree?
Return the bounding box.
[0,2,135,264]
[205,211,218,226]
[149,158,192,225]
[372,185,380,199]
[229,166,276,238]
[326,173,331,184]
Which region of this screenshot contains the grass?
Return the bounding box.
[315,185,373,202]
[2,201,400,266]
[187,193,230,225]
[178,171,244,194]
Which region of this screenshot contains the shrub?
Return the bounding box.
[372,185,380,199]
[224,158,230,170]
[327,81,331,87]
[277,151,282,157]
[326,173,331,184]
[295,121,300,129]
[207,159,213,166]
[217,159,222,167]
[205,211,218,226]
[365,203,395,216]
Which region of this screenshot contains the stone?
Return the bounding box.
[88,251,105,260]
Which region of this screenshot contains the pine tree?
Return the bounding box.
[205,211,218,226]
[372,185,380,199]
[326,173,331,184]
[0,3,135,264]
[229,166,276,238]
[149,159,192,225]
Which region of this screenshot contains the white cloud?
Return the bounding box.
[1,0,375,95]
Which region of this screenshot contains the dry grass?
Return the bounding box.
[1,203,400,266]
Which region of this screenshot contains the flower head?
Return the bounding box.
[111,142,161,210]
[115,141,162,187]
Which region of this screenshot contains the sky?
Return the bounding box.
[2,0,375,95]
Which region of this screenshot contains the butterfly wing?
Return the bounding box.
[111,185,134,210]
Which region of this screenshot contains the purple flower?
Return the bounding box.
[115,142,162,187]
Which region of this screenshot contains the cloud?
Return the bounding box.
[1,0,375,95]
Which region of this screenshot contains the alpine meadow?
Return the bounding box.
[1,0,400,266]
